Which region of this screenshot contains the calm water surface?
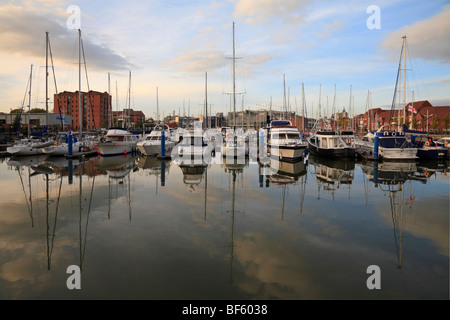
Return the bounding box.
[0,152,448,300]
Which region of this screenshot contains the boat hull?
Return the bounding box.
[137,141,175,157]
[7,146,45,156]
[380,147,418,160]
[96,142,138,156]
[308,143,355,159]
[268,144,307,161]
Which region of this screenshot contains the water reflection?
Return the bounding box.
[0,151,448,299]
[309,156,355,200]
[174,157,209,192]
[95,155,137,220]
[222,157,248,283]
[136,155,172,189]
[359,160,417,270]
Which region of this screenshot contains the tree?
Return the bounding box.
[412,118,419,130]
[430,116,440,132]
[30,108,46,113]
[442,115,450,133]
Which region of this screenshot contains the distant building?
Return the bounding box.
[0,112,73,133]
[358,100,449,133]
[54,90,112,130]
[112,109,145,129]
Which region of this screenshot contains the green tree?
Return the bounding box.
[430,116,440,132]
[442,115,450,132]
[30,108,46,113]
[412,118,419,130]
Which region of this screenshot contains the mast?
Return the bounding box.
[301,83,305,131]
[283,74,286,119]
[402,35,407,127]
[128,70,131,129]
[205,71,208,129]
[333,84,336,130]
[232,22,236,128]
[108,73,111,128]
[318,84,322,120]
[78,29,82,133]
[348,84,352,130]
[28,65,33,138]
[156,86,159,123]
[45,31,49,129]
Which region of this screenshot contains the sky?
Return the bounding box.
[0,0,449,120]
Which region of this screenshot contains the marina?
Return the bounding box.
[0,149,448,300]
[0,1,449,305]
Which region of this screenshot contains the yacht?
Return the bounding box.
[173,129,214,161]
[307,128,356,159]
[355,126,418,161]
[95,128,139,156]
[137,125,176,157]
[42,132,97,157]
[267,120,308,161]
[221,127,249,158]
[7,137,54,156]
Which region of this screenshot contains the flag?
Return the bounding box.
[408,105,417,113]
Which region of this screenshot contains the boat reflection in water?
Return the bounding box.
[221,157,248,283]
[261,157,308,218]
[95,154,138,220]
[309,155,355,200]
[136,155,171,189]
[358,160,417,269]
[173,156,209,192]
[6,154,99,271]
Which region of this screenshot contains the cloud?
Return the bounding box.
[380,4,450,64]
[315,20,346,39]
[232,0,309,25]
[0,3,132,72]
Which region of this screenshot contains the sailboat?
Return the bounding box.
[42,29,98,158]
[307,84,356,159]
[355,36,417,161]
[96,71,138,156]
[221,22,249,159]
[267,75,308,161]
[7,35,55,157]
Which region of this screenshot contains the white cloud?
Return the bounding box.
[380,4,450,64]
[315,20,346,39]
[232,0,310,25]
[0,3,132,71]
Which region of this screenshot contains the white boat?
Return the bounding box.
[355,126,418,160]
[95,128,139,156]
[221,127,249,158]
[42,132,97,157]
[7,137,54,156]
[307,127,356,159]
[172,129,214,161]
[435,137,450,159]
[268,120,308,161]
[137,125,176,157]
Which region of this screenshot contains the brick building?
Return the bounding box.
[112,109,146,129]
[358,100,449,133]
[54,90,112,131]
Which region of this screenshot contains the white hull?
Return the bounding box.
[7,145,45,156]
[7,140,54,156]
[137,141,175,156]
[380,147,418,160]
[221,144,248,158]
[269,145,307,160]
[96,142,137,156]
